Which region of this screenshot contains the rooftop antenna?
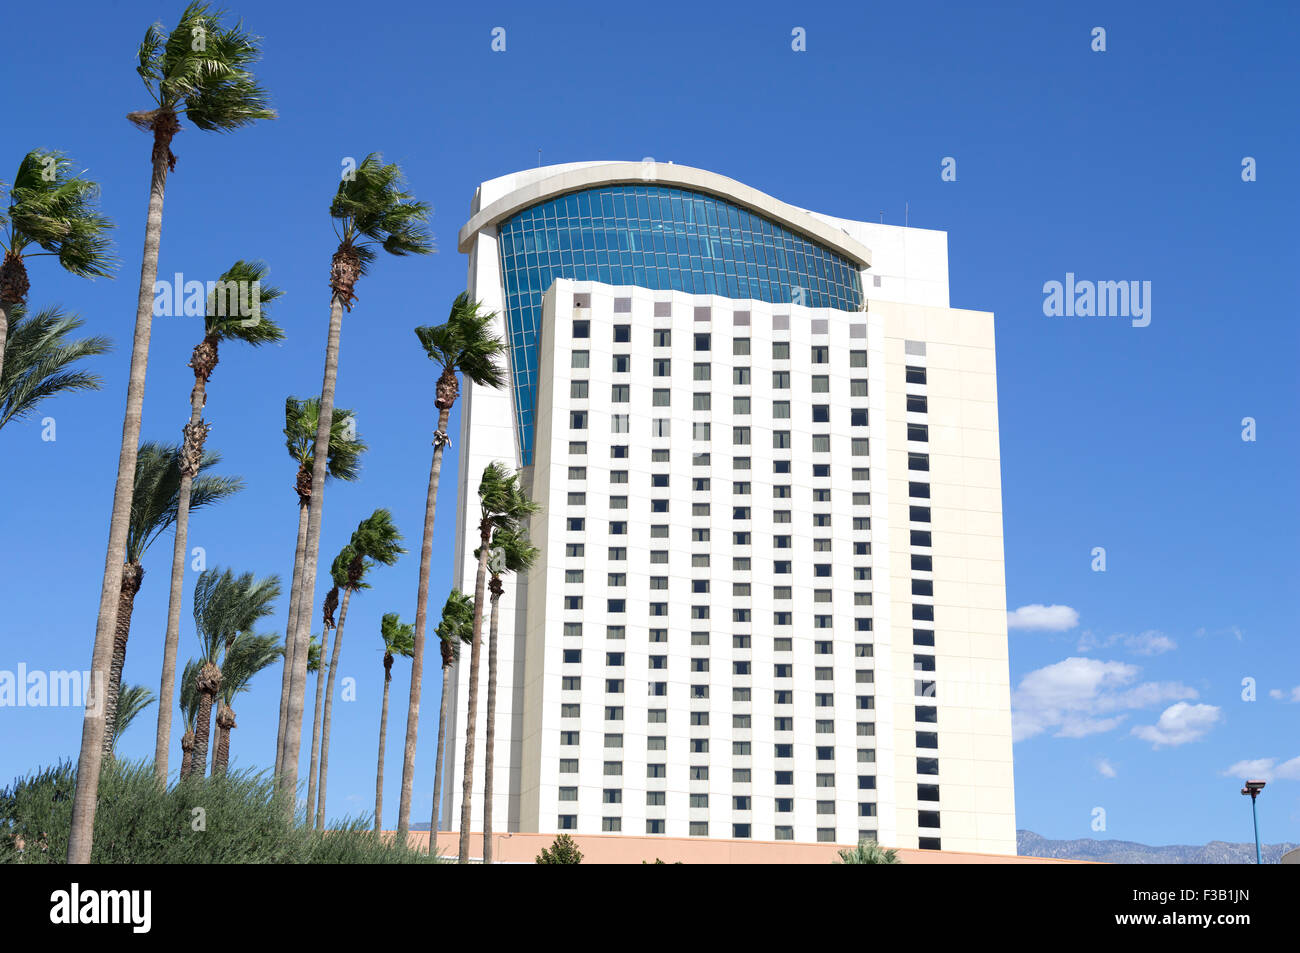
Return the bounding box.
[905,202,909,227]
[538,148,542,167]
[879,211,884,223]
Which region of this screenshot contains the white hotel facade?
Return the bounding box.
[441,161,1016,852]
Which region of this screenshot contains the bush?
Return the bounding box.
[835,841,901,864]
[535,833,583,864]
[0,760,439,864]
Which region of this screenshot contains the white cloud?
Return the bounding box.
[1268,686,1300,703]
[1008,604,1079,632]
[1194,625,1244,641]
[1077,630,1176,656]
[1131,702,1221,748]
[1223,757,1300,782]
[1123,631,1177,656]
[1011,657,1197,742]
[1097,758,1117,779]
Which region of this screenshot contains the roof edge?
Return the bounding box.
[457,161,873,268]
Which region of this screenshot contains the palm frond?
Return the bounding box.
[414,293,508,391]
[141,2,276,130]
[127,442,243,561]
[219,631,283,702]
[110,685,156,750]
[192,567,280,663]
[204,258,284,344]
[435,589,475,649]
[380,612,415,659]
[6,149,117,279]
[179,658,202,731]
[282,396,366,481]
[0,303,111,430]
[330,154,434,261]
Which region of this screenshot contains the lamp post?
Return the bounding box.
[1240,780,1266,864]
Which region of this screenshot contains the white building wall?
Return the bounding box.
[444,166,1015,854]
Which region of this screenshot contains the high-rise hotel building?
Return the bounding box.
[443,161,1015,852]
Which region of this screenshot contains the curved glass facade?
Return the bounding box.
[497,184,865,464]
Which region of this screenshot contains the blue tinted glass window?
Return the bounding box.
[497,184,862,463]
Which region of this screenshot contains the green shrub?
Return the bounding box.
[835,841,901,864]
[535,833,583,864]
[0,760,439,864]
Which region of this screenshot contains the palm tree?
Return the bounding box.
[212,632,281,775]
[102,442,243,755]
[108,685,155,755]
[303,624,329,811]
[835,841,902,864]
[481,522,538,864]
[178,659,201,779]
[70,3,274,863]
[187,568,279,779]
[375,612,414,832]
[315,509,405,830]
[0,303,111,432]
[397,293,506,840]
[274,397,365,780]
[457,462,530,862]
[306,549,350,828]
[428,589,473,844]
[154,261,282,785]
[280,154,431,810]
[0,148,116,383]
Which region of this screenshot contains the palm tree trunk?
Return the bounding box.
[180,731,194,779]
[275,496,310,779]
[375,659,393,832]
[482,580,503,864]
[68,110,178,864]
[398,398,453,840]
[457,530,492,863]
[154,358,211,785]
[305,621,330,828]
[210,723,222,775]
[101,562,144,756]
[315,587,352,830]
[429,657,452,847]
[281,281,347,809]
[214,706,234,775]
[191,691,216,779]
[0,299,12,386]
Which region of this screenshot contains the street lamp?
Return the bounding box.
[1240,780,1266,864]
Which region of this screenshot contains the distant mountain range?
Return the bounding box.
[1018,830,1298,864]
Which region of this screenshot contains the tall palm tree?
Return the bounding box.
[70,3,275,863]
[397,293,506,840]
[280,153,431,811]
[154,261,282,785]
[306,549,351,828]
[457,462,529,862]
[303,625,328,808]
[274,397,365,779]
[428,589,473,844]
[188,568,279,779]
[212,632,281,775]
[0,148,116,383]
[178,659,201,780]
[108,685,155,755]
[102,442,243,755]
[315,509,405,830]
[375,612,414,832]
[0,303,110,432]
[481,522,538,864]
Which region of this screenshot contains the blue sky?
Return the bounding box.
[2,0,1296,847]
